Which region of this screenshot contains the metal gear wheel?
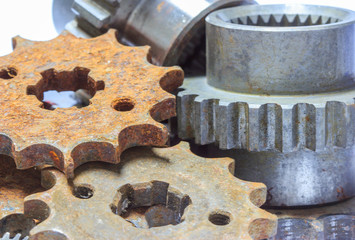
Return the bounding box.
[0,29,183,178]
[177,5,355,206]
[64,0,254,69]
[24,142,277,240]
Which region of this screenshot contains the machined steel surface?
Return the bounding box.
[24,142,277,240]
[0,30,183,178]
[65,0,254,69]
[178,4,355,206]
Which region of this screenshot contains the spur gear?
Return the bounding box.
[0,30,183,178]
[24,142,277,240]
[64,0,254,69]
[1,233,29,240]
[177,4,355,206]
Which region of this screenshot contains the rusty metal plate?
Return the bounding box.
[25,142,277,239]
[0,30,183,177]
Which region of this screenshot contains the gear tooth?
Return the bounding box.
[261,14,271,25]
[311,15,321,25]
[248,182,267,207]
[65,19,92,38]
[247,16,257,25]
[193,97,219,145]
[331,17,340,23]
[158,67,184,93]
[304,15,313,25]
[248,106,260,151]
[292,103,316,151]
[325,17,332,24]
[11,36,34,49]
[239,16,248,25]
[41,169,64,190]
[216,102,249,150]
[256,15,266,26]
[280,14,289,26]
[237,17,245,25]
[298,14,309,24]
[219,157,235,175]
[286,14,296,25]
[293,14,301,26]
[325,101,348,148]
[177,94,198,140]
[15,145,65,171]
[1,233,10,240]
[249,216,278,240]
[315,15,323,25]
[268,14,278,26]
[315,107,326,150]
[72,0,111,29]
[0,135,15,160]
[258,103,283,152]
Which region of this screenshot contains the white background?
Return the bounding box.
[0,0,354,56]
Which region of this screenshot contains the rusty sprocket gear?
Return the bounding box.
[0,30,183,177]
[25,142,277,240]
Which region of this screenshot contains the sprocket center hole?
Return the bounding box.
[111,181,191,229]
[26,67,105,110]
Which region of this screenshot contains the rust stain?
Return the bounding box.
[336,186,349,200]
[0,30,184,177]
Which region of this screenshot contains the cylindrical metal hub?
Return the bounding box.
[177,4,355,207]
[206,5,355,95]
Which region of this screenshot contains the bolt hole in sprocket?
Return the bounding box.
[0,67,18,80]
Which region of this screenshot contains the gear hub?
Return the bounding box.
[177,4,355,206]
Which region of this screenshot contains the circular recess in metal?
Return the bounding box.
[177,4,355,207]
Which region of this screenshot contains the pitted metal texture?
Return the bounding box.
[177,5,355,206]
[0,29,183,178]
[24,142,277,240]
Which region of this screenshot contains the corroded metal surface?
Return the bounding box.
[268,198,355,239]
[0,155,43,220]
[0,155,40,239]
[0,30,183,177]
[24,142,277,239]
